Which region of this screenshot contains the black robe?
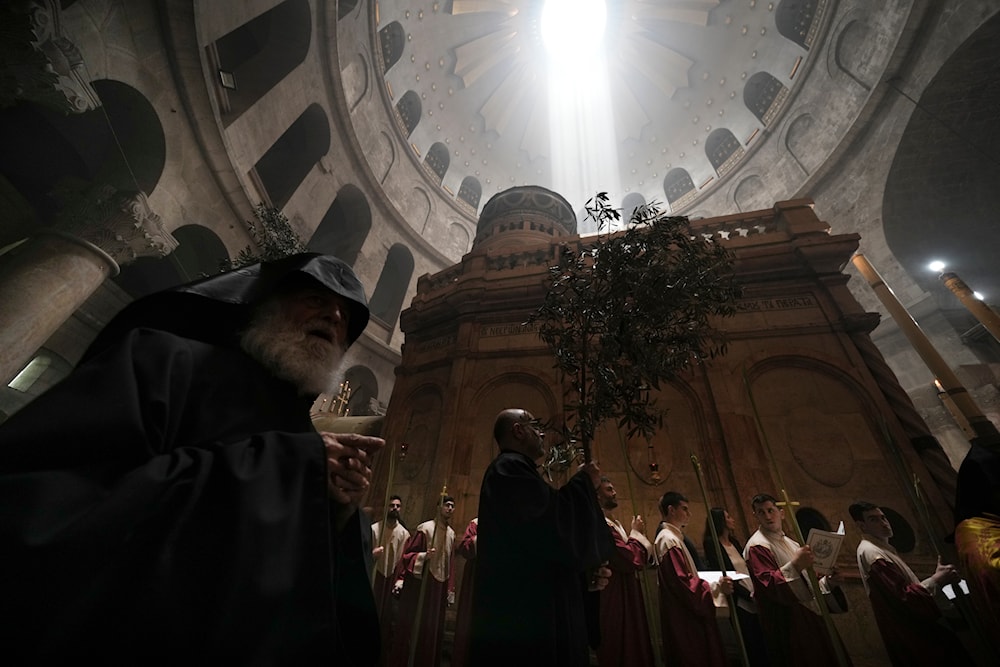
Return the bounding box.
[0,328,378,664]
[468,450,612,667]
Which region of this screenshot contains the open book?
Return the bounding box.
[806,521,845,575]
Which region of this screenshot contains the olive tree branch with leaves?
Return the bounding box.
[527,193,740,475]
[220,203,307,271]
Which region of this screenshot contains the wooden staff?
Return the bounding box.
[408,482,448,667]
[744,372,849,667]
[372,441,402,583]
[691,454,751,667]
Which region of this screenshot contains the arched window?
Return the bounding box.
[663,168,695,207]
[307,184,372,266]
[395,90,421,137]
[795,507,831,536]
[706,128,743,174]
[337,0,359,19]
[0,79,165,223]
[214,0,311,123]
[881,506,916,553]
[458,176,482,209]
[254,103,330,209]
[378,21,405,73]
[423,142,449,183]
[115,224,229,298]
[621,192,646,225]
[368,244,414,328]
[744,72,787,125]
[776,0,821,49]
[343,365,380,416]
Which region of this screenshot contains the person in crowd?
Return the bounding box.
[744,494,850,667]
[468,408,612,667]
[385,495,456,667]
[595,476,656,667]
[703,507,770,666]
[451,516,479,667]
[0,253,383,664]
[372,494,411,617]
[850,500,973,666]
[656,491,732,667]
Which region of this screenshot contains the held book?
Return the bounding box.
[806,521,845,575]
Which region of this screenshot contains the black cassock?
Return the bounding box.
[0,328,378,664]
[468,450,612,667]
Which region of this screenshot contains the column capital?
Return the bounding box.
[3,0,101,113]
[53,184,178,266]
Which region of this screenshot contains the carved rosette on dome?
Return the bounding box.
[53,184,178,267]
[472,185,577,251]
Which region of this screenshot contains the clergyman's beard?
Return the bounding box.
[240,302,346,395]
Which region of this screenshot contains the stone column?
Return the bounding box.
[0,189,177,383]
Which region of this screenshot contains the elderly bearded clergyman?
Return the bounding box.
[0,253,383,665]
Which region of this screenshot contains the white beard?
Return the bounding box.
[240,301,346,395]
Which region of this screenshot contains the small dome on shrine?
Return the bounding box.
[472,186,578,251]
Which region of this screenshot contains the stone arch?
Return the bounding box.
[784,112,817,175]
[831,19,876,91]
[253,103,330,209]
[881,506,916,553]
[343,364,379,416]
[114,224,228,297]
[373,130,396,183]
[307,184,372,266]
[404,186,431,232]
[213,0,311,124]
[448,222,471,257]
[458,176,482,210]
[744,71,787,125]
[621,192,646,225]
[776,0,820,49]
[337,0,360,20]
[663,168,695,207]
[733,174,764,212]
[0,78,165,229]
[468,372,559,482]
[795,507,831,534]
[396,90,421,137]
[705,128,743,175]
[396,384,445,487]
[883,10,1000,302]
[378,21,405,73]
[745,356,890,509]
[369,243,414,327]
[342,52,370,112]
[423,142,449,184]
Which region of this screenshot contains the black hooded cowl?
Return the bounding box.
[0,253,379,664]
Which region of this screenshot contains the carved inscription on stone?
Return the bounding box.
[736,294,817,312]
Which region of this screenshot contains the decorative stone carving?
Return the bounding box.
[53,184,177,266]
[14,0,101,113]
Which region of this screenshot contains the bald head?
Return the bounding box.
[493,408,545,461]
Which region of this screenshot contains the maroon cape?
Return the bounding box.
[597,522,655,666]
[451,519,478,667]
[657,544,725,667]
[866,558,972,666]
[745,543,849,667]
[383,528,452,667]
